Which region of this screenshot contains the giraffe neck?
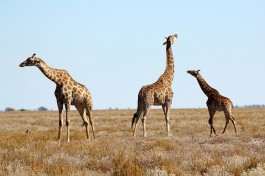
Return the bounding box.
[196,74,217,97]
[37,61,61,85]
[162,41,175,84]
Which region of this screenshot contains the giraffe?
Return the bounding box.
[19,53,95,142]
[187,70,237,136]
[131,34,178,137]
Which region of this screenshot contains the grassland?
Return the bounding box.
[0,108,265,176]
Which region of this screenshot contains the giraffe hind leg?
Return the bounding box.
[222,118,230,134]
[75,104,90,140]
[131,113,137,129]
[231,115,237,134]
[223,110,237,135]
[222,110,230,134]
[132,111,142,137]
[86,105,95,139]
[142,106,151,137]
[141,116,146,137]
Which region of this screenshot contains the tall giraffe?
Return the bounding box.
[19,53,95,142]
[131,34,177,137]
[187,70,237,136]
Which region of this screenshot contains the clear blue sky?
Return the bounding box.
[1,1,265,110]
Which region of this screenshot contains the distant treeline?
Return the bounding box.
[4,106,48,112]
[235,104,265,108]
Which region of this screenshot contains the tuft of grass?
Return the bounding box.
[111,151,144,176]
[152,139,174,151]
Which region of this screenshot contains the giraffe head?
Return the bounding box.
[19,53,42,67]
[163,34,178,45]
[19,53,43,67]
[187,70,201,78]
[19,53,41,67]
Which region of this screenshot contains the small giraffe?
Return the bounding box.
[131,34,178,137]
[19,53,95,142]
[187,70,237,136]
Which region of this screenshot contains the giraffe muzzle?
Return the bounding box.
[19,62,25,67]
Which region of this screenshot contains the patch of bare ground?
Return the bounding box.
[0,108,265,175]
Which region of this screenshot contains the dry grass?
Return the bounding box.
[0,108,265,175]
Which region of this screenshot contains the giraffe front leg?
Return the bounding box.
[65,102,71,142]
[58,108,63,142]
[208,108,217,137]
[164,102,172,137]
[56,98,63,143]
[208,117,218,137]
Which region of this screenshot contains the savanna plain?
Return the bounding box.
[1,108,265,176]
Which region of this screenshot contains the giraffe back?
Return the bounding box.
[207,94,233,111]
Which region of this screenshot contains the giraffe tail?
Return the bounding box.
[131,113,137,129]
[131,93,143,129]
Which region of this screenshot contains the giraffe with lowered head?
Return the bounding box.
[19,53,95,142]
[131,34,177,137]
[187,70,237,136]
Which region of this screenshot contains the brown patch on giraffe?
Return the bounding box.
[62,76,66,80]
